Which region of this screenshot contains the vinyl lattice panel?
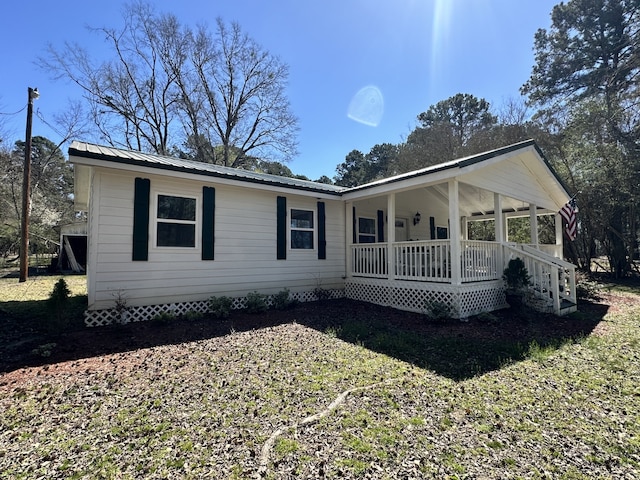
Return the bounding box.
[458,284,507,317]
[346,282,392,307]
[392,286,456,314]
[84,289,345,327]
[346,279,506,318]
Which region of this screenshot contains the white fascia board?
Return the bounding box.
[342,169,459,201]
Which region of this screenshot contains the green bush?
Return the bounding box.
[503,258,530,293]
[151,311,176,325]
[314,287,332,301]
[424,300,455,322]
[31,342,57,358]
[46,279,71,332]
[182,310,204,321]
[272,288,296,310]
[245,291,268,313]
[209,296,234,318]
[575,274,602,301]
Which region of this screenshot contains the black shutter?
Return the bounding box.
[377,210,384,242]
[132,177,150,261]
[429,216,436,240]
[202,186,215,260]
[277,196,287,259]
[352,206,357,244]
[318,201,326,259]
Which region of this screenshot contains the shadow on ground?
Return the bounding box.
[1,298,608,381]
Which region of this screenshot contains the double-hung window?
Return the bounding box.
[156,194,197,247]
[358,217,376,243]
[290,208,314,249]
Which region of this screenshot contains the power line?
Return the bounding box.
[0,104,27,116]
[35,108,67,139]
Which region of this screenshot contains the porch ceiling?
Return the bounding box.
[410,183,545,218]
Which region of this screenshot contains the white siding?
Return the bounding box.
[87,169,345,310]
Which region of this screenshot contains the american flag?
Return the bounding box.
[559,197,578,241]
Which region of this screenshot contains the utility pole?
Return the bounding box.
[19,87,39,283]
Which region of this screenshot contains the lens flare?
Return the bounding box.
[347,85,384,127]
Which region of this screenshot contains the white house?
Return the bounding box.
[69,139,577,326]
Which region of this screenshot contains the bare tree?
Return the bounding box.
[186,19,298,167]
[40,3,298,165]
[40,3,179,154]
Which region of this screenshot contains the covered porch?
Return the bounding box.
[342,142,577,318]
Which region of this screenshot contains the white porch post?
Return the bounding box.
[387,193,396,279]
[494,193,505,272]
[449,179,461,285]
[494,193,504,243]
[555,212,563,258]
[461,216,468,240]
[346,201,353,279]
[529,203,538,247]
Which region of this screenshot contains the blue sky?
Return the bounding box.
[0,0,558,180]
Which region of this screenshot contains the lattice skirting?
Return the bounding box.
[84,289,345,327]
[346,278,507,319]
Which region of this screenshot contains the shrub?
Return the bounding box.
[575,273,602,301]
[112,290,129,324]
[46,279,71,332]
[209,296,234,319]
[245,291,268,313]
[314,287,332,301]
[424,300,455,322]
[272,288,296,310]
[503,258,530,293]
[31,343,57,358]
[182,310,204,321]
[151,311,176,325]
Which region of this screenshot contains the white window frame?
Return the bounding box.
[436,225,449,239]
[358,216,377,243]
[289,207,316,250]
[151,191,200,250]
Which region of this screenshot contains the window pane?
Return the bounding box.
[358,235,375,243]
[157,222,196,247]
[358,218,376,235]
[291,209,313,229]
[158,195,196,221]
[291,230,314,249]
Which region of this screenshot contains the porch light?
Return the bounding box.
[413,211,421,225]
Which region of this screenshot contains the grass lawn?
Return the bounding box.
[0,275,639,478]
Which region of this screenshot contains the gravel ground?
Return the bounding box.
[1,295,639,479]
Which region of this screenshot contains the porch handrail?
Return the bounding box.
[503,243,577,314]
[460,240,501,282]
[351,243,388,278]
[517,243,575,270]
[393,240,451,283]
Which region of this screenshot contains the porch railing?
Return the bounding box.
[461,240,501,282]
[352,240,502,283]
[351,243,388,278]
[350,239,576,315]
[394,240,451,282]
[504,243,577,312]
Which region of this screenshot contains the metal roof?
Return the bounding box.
[68,139,570,201]
[68,142,346,196]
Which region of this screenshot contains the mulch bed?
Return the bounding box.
[0,295,611,382]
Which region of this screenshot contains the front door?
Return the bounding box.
[395,218,408,241]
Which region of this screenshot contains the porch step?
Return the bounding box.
[559,299,577,315]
